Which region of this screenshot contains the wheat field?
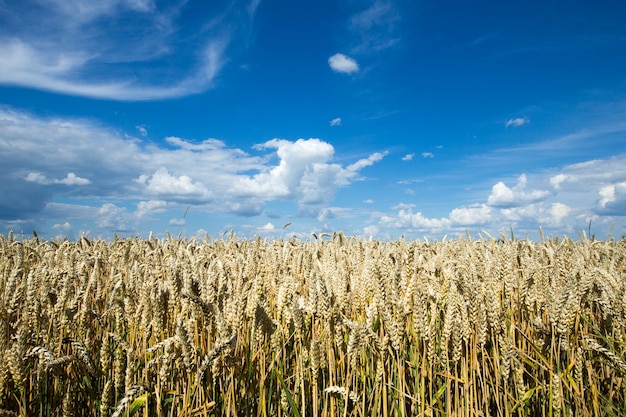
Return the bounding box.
[0,231,625,416]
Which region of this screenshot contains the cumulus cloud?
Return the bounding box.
[363,224,380,237]
[330,117,342,126]
[505,117,529,128]
[234,139,387,208]
[598,182,626,214]
[96,203,130,231]
[135,200,168,218]
[402,153,414,161]
[168,218,185,226]
[550,173,568,189]
[328,53,359,74]
[551,203,572,224]
[422,152,434,158]
[500,202,573,227]
[259,222,276,232]
[380,208,451,231]
[137,168,213,201]
[53,222,72,232]
[0,108,387,236]
[449,205,491,226]
[237,138,335,199]
[25,172,91,185]
[368,153,626,239]
[487,174,550,208]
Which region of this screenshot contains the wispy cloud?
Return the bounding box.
[330,117,342,126]
[422,152,434,158]
[402,153,414,161]
[136,125,148,136]
[505,117,529,128]
[0,1,256,100]
[349,0,401,54]
[328,53,359,74]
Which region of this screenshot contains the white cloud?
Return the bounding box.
[52,222,72,231]
[392,203,415,210]
[24,172,48,184]
[330,117,342,126]
[234,139,386,208]
[349,1,400,53]
[500,202,573,228]
[25,171,90,185]
[260,222,275,232]
[369,153,626,239]
[598,182,626,214]
[136,125,148,136]
[0,1,244,100]
[550,203,571,224]
[328,53,359,74]
[398,178,424,185]
[96,203,130,230]
[550,173,568,189]
[505,117,529,128]
[135,200,168,218]
[317,208,340,223]
[237,138,335,199]
[347,151,388,172]
[168,218,185,226]
[363,224,380,237]
[0,38,228,100]
[137,167,213,201]
[0,109,388,236]
[380,208,451,231]
[402,153,414,161]
[449,205,492,226]
[59,173,91,185]
[422,152,434,158]
[487,174,550,208]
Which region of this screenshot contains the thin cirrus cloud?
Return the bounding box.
[330,117,342,126]
[349,0,401,53]
[505,117,529,128]
[328,53,359,74]
[0,1,253,100]
[0,108,387,233]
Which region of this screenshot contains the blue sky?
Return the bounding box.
[1,0,626,240]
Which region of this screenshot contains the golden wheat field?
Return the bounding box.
[1,231,625,416]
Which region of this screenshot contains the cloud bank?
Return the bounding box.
[368,157,626,239]
[0,108,387,236]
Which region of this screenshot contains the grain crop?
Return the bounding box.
[0,230,625,416]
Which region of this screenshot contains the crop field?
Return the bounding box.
[0,231,625,416]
